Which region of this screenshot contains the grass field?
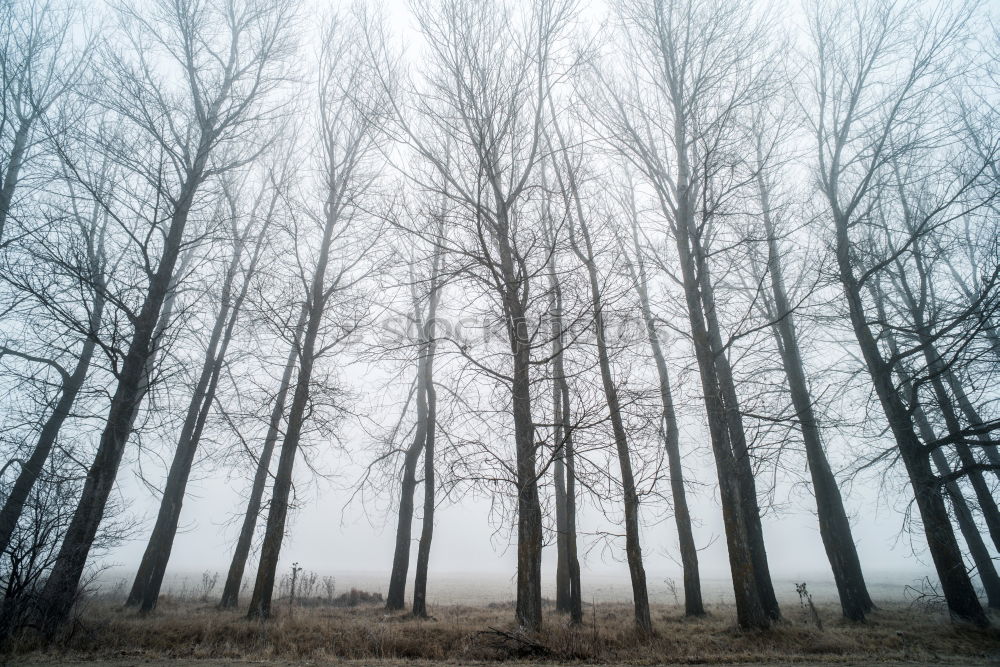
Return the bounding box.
[4,595,1000,664]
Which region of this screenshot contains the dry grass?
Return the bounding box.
[5,597,1000,664]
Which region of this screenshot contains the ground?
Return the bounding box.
[3,598,999,665]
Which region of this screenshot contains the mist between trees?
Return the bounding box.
[0,0,998,645]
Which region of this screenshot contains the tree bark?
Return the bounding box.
[219,305,306,609]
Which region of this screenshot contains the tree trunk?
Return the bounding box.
[0,292,105,557]
[622,194,703,617]
[544,216,583,624]
[884,324,1000,611]
[219,305,306,609]
[0,117,31,244]
[658,123,769,629]
[36,173,204,634]
[560,375,583,624]
[933,450,1000,610]
[756,173,873,620]
[129,226,262,612]
[491,203,543,632]
[412,265,441,619]
[559,148,651,634]
[832,221,988,627]
[548,252,571,615]
[688,218,780,621]
[386,323,429,611]
[246,193,340,620]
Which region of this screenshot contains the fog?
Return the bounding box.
[0,0,997,640]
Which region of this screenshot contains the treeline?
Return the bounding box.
[0,0,998,641]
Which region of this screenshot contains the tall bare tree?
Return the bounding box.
[804,0,990,626]
[35,0,295,632]
[127,168,284,612]
[0,0,88,246]
[386,0,577,632]
[246,8,387,619]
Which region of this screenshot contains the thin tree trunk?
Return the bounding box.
[543,208,583,624]
[833,224,988,626]
[36,171,205,634]
[621,188,703,617]
[0,118,30,244]
[547,236,571,615]
[556,138,651,634]
[130,221,267,612]
[386,303,430,611]
[219,305,306,609]
[756,171,873,620]
[560,375,583,624]
[412,257,441,618]
[0,293,105,558]
[246,189,340,620]
[552,424,571,614]
[883,320,1000,610]
[410,354,436,618]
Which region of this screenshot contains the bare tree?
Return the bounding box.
[803,0,990,626]
[743,119,875,620]
[246,8,387,619]
[0,162,109,559]
[598,0,782,628]
[34,0,295,632]
[218,302,307,609]
[411,216,444,619]
[0,0,88,246]
[127,165,286,612]
[548,119,651,634]
[384,0,577,632]
[614,176,703,617]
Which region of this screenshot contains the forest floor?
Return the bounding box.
[3,598,999,665]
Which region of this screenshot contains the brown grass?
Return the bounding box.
[6,598,1000,664]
